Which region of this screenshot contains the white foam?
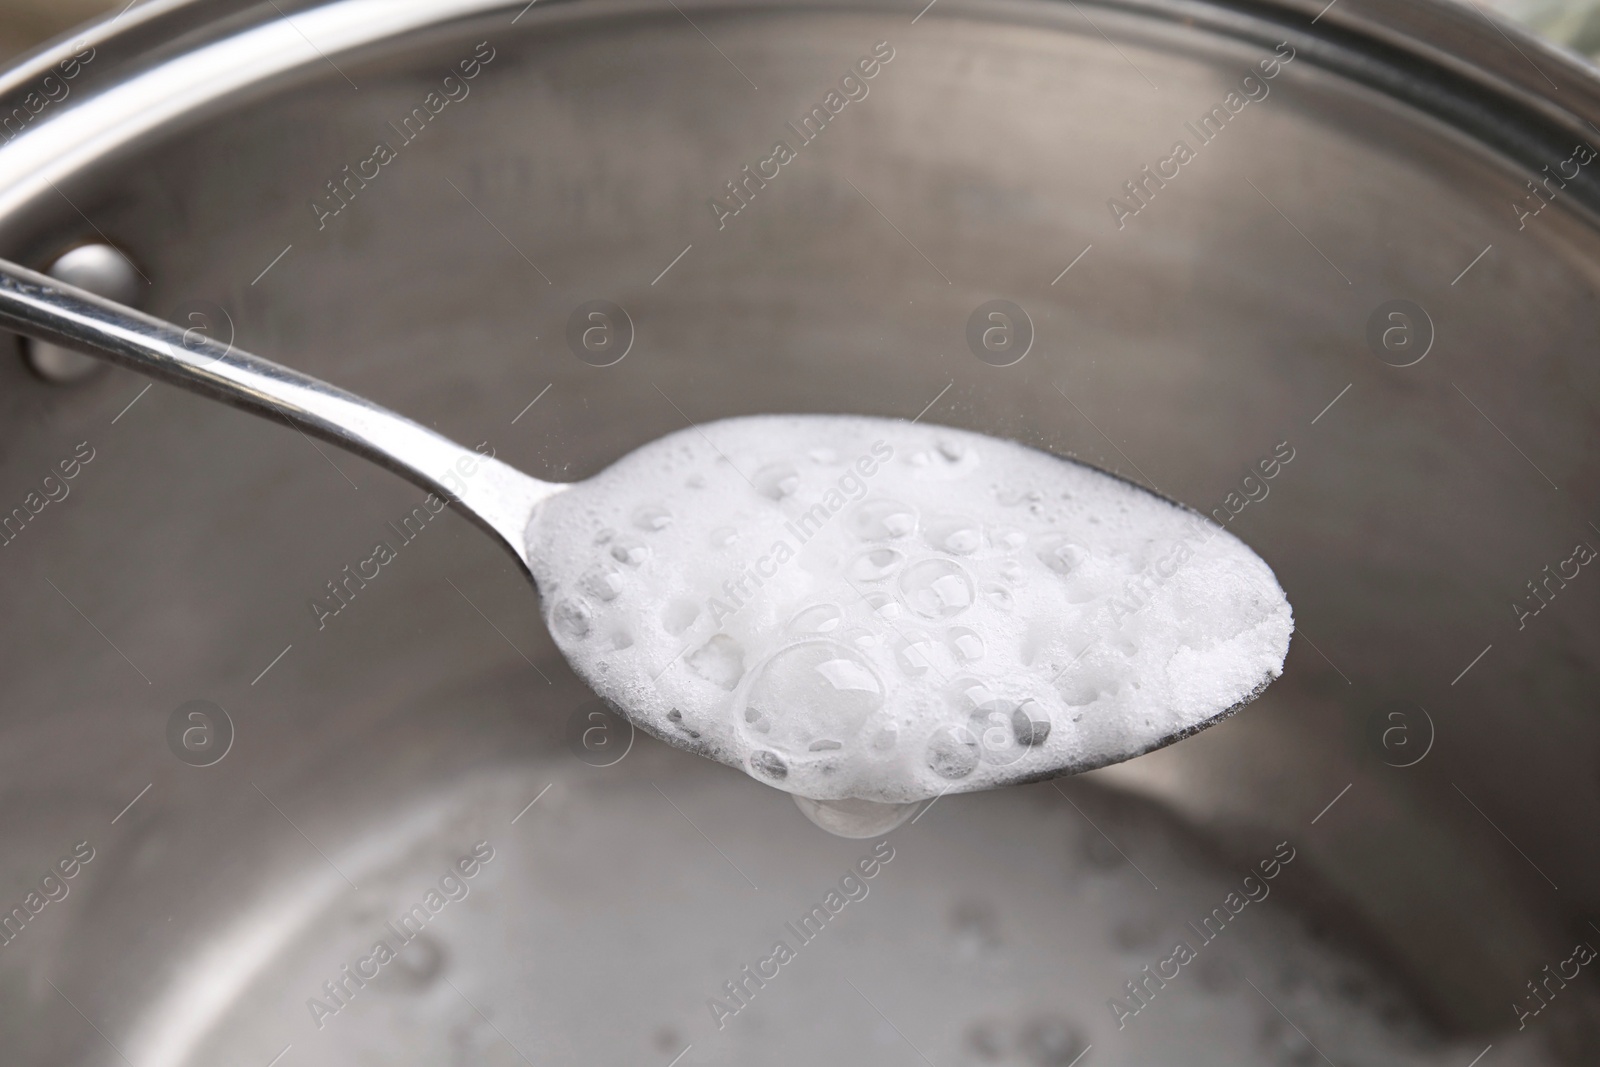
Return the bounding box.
[526,415,1293,803]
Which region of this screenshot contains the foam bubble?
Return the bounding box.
[526,415,1294,803]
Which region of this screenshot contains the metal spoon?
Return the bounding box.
[0,257,1293,837]
[0,257,562,571]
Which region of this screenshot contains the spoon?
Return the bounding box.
[0,258,1294,836]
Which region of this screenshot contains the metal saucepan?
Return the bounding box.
[0,1,1596,1063]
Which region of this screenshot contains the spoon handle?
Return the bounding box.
[0,257,563,572]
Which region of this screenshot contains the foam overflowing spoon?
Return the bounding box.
[0,259,1294,836]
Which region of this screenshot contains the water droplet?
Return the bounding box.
[581,566,625,601]
[1011,699,1052,746]
[610,629,634,650]
[633,505,672,531]
[849,499,917,540]
[687,634,745,690]
[808,447,838,464]
[790,603,843,634]
[1036,534,1087,576]
[849,548,904,582]
[926,723,980,779]
[593,528,615,545]
[709,525,738,548]
[900,559,975,619]
[792,795,919,837]
[610,538,649,567]
[946,626,985,662]
[755,462,800,500]
[551,598,592,639]
[994,527,1026,550]
[926,516,981,554]
[986,585,1015,610]
[750,750,788,780]
[937,439,969,463]
[738,641,884,756]
[808,738,842,751]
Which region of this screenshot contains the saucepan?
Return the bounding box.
[0,0,1597,1063]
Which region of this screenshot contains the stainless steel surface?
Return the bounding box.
[0,0,115,61]
[21,243,138,384]
[1,0,1598,1064]
[0,255,562,570]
